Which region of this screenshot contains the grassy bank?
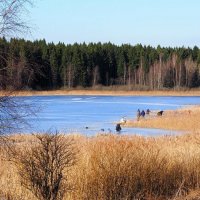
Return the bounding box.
[125,106,200,132]
[1,88,200,97]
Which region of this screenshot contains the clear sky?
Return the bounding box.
[27,0,200,47]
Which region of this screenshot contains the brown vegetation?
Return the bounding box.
[0,107,200,199]
[1,88,200,97]
[125,106,200,132]
[0,133,200,199]
[11,133,77,200]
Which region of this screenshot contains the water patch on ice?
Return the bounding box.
[72,98,83,101]
[85,97,97,100]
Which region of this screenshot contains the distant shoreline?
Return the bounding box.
[1,89,200,97]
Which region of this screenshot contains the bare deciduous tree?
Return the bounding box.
[0,93,36,135]
[0,0,34,136]
[92,65,99,87]
[13,133,77,200]
[0,0,32,36]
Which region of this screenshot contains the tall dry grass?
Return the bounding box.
[126,106,200,132]
[0,149,36,199]
[0,134,200,199]
[1,106,200,199]
[72,133,200,200]
[1,89,200,97]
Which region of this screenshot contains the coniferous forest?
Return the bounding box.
[1,37,200,90]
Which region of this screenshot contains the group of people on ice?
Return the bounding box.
[137,108,150,121]
[115,108,164,133]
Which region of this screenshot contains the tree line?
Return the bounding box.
[0,37,200,90]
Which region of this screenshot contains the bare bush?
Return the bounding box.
[13,132,77,200]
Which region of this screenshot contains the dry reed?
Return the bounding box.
[0,107,200,199]
[126,106,200,132]
[1,89,200,97]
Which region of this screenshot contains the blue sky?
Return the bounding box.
[27,0,200,47]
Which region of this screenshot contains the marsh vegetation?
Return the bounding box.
[0,106,200,199]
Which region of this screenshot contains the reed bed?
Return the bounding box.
[126,106,200,132]
[72,133,200,200]
[0,107,200,199]
[0,132,200,199]
[1,89,200,97]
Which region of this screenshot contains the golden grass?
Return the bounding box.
[70,132,200,199]
[1,106,200,199]
[1,89,200,97]
[0,131,200,199]
[125,106,200,132]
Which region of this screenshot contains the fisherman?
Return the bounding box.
[137,109,141,121]
[140,110,145,117]
[116,123,122,133]
[120,116,127,124]
[146,109,150,115]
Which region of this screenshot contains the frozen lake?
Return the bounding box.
[18,95,200,136]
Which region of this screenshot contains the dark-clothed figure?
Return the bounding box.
[137,109,141,121]
[116,123,121,132]
[157,110,164,116]
[146,109,150,115]
[141,110,145,117]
